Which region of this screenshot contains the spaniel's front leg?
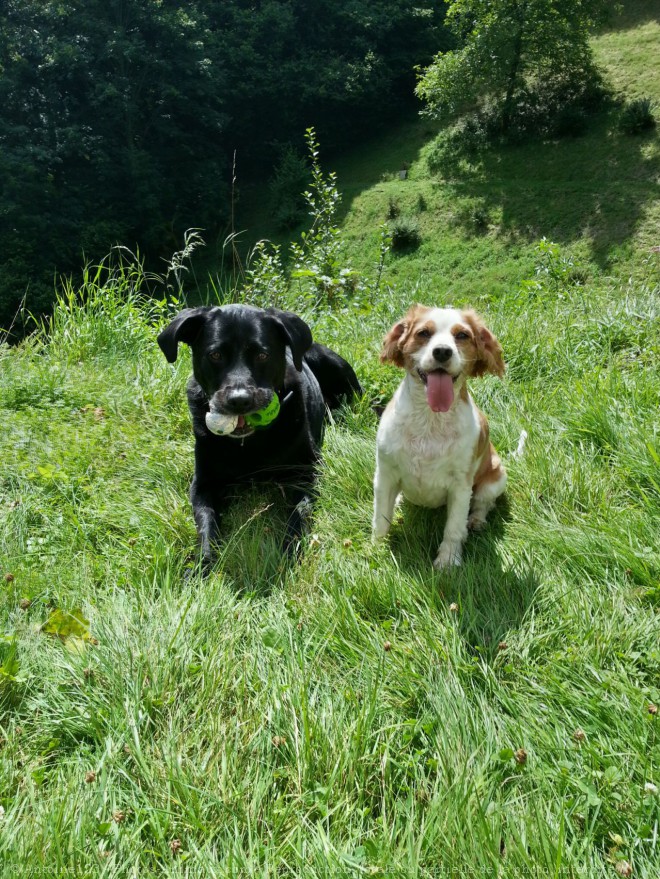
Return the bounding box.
[372,456,401,540]
[433,480,472,570]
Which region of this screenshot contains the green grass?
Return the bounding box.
[226,3,660,305]
[2,8,660,878]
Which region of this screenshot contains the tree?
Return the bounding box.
[0,0,449,332]
[416,0,612,134]
[0,0,229,331]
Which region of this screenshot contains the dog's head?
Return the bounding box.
[380,305,504,412]
[158,305,312,438]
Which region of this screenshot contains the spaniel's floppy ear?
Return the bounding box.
[463,310,505,378]
[380,320,407,367]
[265,308,313,371]
[157,307,214,363]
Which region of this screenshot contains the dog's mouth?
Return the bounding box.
[416,367,460,385]
[228,415,255,439]
[205,409,256,439]
[416,368,459,413]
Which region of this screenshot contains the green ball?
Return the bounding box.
[245,394,280,427]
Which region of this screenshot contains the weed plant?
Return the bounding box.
[389,217,422,253]
[619,97,657,135]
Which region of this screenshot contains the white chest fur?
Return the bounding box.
[376,374,480,508]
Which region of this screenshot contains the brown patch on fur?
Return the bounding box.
[380,304,434,368]
[472,410,505,489]
[461,310,505,378]
[380,322,407,366]
[451,321,480,377]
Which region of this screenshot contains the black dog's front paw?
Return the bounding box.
[283,494,313,557]
[183,551,215,580]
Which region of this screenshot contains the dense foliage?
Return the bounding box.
[416,0,611,136]
[0,0,447,333]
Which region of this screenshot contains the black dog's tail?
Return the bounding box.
[304,343,362,410]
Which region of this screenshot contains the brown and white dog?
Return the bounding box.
[372,305,506,570]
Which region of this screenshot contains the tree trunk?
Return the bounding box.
[502,5,525,133]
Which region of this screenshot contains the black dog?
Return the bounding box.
[158,304,361,569]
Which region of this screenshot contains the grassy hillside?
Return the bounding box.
[1,7,660,878]
[331,3,660,299]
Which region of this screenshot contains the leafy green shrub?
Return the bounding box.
[243,241,289,308]
[454,114,493,150]
[426,77,605,170]
[472,207,490,233]
[533,238,589,291]
[287,130,363,309]
[552,105,589,138]
[386,197,401,220]
[618,98,657,135]
[246,129,388,312]
[511,239,589,308]
[482,76,606,143]
[389,217,422,253]
[453,200,490,234]
[41,231,206,363]
[46,250,178,364]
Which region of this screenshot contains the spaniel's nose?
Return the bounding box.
[432,346,453,363]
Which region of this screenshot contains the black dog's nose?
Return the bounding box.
[432,346,453,363]
[225,388,253,413]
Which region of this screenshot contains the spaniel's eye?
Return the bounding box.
[209,351,222,362]
[416,328,432,339]
[455,331,470,341]
[256,352,269,362]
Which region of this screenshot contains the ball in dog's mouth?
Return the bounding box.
[205,410,237,435]
[206,395,281,438]
[205,410,254,438]
[417,368,458,413]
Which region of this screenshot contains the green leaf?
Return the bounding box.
[41,608,94,644]
[262,629,280,649]
[603,765,621,784]
[638,823,652,840]
[1,655,20,677]
[576,779,601,807]
[31,768,47,786]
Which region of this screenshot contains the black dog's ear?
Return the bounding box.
[157,307,213,363]
[265,308,313,371]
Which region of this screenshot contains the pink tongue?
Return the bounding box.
[426,371,454,412]
[237,415,246,429]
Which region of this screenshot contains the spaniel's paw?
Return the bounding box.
[372,519,391,541]
[433,542,462,570]
[467,513,487,532]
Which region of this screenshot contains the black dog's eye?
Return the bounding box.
[256,352,269,362]
[455,331,470,341]
[209,351,222,362]
[416,328,432,339]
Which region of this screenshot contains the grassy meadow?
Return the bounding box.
[1,5,660,878]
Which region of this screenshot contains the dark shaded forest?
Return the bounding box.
[0,0,449,331]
